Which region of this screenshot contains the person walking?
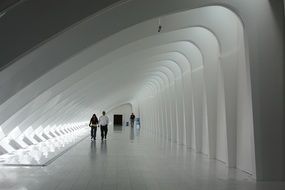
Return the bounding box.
[130,113,135,127]
[99,111,109,140]
[89,114,98,140]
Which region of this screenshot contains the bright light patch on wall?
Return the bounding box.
[0,123,89,166]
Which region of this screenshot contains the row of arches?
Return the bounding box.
[0,5,256,176]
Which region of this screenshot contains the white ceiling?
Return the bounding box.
[0,5,242,134]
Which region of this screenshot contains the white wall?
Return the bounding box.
[0,0,283,181]
[107,103,132,126]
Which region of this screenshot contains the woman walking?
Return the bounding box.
[89,114,98,140]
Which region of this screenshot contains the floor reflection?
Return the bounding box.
[1,125,285,190]
[113,125,123,133]
[129,126,140,140]
[100,140,107,154]
[130,127,135,140]
[89,141,97,159]
[0,171,28,190]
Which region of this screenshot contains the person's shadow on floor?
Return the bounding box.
[100,140,107,155]
[89,140,97,160]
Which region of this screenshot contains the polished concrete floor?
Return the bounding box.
[0,126,285,190]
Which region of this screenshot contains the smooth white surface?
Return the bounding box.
[0,7,255,177]
[108,103,132,126]
[0,127,284,190]
[0,125,88,166]
[0,1,283,181]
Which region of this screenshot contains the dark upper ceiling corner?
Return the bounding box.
[0,0,21,13]
[0,0,121,71]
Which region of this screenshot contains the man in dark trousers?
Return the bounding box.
[130,113,135,127]
[89,114,98,140]
[99,111,109,140]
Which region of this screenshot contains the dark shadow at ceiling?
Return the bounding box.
[0,0,121,70]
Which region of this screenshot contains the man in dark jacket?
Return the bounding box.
[130,113,135,127]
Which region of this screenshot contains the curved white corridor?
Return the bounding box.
[0,0,284,187]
